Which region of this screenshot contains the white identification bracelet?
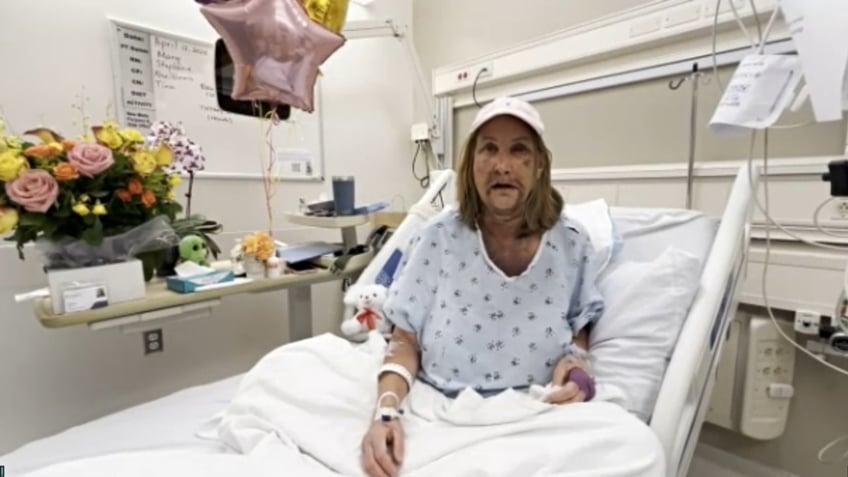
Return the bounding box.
[375,406,404,422]
[375,391,404,422]
[378,363,414,391]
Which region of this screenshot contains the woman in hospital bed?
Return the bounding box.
[361,97,607,477]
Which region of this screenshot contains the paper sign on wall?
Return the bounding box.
[277,149,315,179]
[116,25,156,129]
[709,54,802,136]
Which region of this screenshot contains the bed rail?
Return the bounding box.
[341,169,456,323]
[649,164,760,476]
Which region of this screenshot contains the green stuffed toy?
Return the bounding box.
[179,235,210,267]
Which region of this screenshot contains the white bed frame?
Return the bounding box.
[345,165,759,477]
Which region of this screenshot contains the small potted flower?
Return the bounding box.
[241,232,275,279]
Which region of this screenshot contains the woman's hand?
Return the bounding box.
[546,356,594,405]
[361,418,405,477]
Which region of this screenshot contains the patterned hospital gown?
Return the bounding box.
[383,209,605,397]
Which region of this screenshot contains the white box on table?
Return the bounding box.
[46,259,146,314]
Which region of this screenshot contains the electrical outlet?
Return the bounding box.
[450,62,494,89]
[143,329,163,354]
[835,199,848,219]
[410,122,430,142]
[794,310,821,335]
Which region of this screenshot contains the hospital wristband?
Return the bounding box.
[378,363,414,391]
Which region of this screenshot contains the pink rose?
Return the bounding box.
[67,143,114,178]
[5,170,59,213]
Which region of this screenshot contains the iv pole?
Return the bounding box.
[668,62,706,210]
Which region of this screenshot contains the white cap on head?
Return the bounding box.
[469,96,544,137]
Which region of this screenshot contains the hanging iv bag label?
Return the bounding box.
[709,54,802,136]
[779,0,848,122]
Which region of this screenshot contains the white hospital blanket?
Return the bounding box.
[24,333,666,477]
[216,332,665,476]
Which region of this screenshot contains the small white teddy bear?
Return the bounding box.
[340,284,392,341]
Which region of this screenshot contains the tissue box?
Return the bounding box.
[47,260,146,315]
[166,270,235,294]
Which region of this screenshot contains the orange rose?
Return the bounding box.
[115,189,133,202]
[53,163,80,181]
[128,179,143,196]
[141,190,156,208]
[61,139,78,152]
[24,144,61,160]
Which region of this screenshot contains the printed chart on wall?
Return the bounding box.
[108,18,325,181]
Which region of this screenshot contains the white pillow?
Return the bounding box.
[565,199,620,273]
[588,246,702,421]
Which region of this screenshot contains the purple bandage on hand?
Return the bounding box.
[567,367,596,401]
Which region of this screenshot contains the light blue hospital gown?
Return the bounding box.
[383,209,605,398]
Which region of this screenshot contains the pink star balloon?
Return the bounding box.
[200,0,345,113]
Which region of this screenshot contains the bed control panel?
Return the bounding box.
[739,316,796,440]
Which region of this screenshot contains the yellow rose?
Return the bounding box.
[72,203,90,216]
[167,190,177,201]
[132,151,158,176]
[168,174,182,188]
[155,144,174,167]
[93,124,123,149]
[119,129,145,143]
[0,150,29,181]
[92,202,107,216]
[0,206,19,234]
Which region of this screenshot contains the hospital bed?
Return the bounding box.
[1,165,758,477]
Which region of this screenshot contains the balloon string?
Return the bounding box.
[262,108,281,237]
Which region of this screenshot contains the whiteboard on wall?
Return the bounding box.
[107,17,325,181]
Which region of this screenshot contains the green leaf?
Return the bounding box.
[90,191,109,199]
[18,213,48,227]
[42,220,59,238]
[81,218,104,246]
[201,233,222,258]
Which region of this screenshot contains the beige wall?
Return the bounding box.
[415,1,848,476]
[454,67,847,167]
[0,0,419,453]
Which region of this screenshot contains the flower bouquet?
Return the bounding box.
[0,121,182,279]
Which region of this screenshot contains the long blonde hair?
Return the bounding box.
[456,127,563,237]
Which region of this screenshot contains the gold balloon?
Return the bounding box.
[302,0,350,34]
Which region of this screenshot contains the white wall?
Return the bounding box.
[0,0,419,453]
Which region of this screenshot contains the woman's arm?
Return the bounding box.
[572,327,589,353]
[376,327,420,411]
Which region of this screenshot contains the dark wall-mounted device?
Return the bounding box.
[213,39,291,120]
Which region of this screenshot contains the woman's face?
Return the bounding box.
[472,115,540,218]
